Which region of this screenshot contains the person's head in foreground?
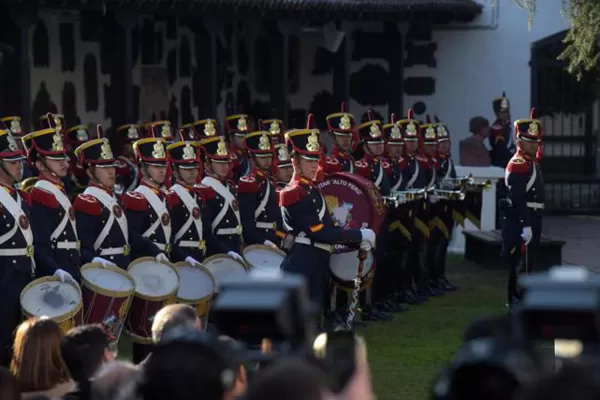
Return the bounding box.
[151,304,203,344]
[514,365,600,400]
[61,324,116,399]
[91,360,142,400]
[139,329,247,400]
[245,357,332,400]
[10,317,72,395]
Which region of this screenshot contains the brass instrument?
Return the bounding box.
[438,173,492,194]
[19,177,38,193]
[465,177,492,192]
[383,188,428,208]
[433,188,466,201]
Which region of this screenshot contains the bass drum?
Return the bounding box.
[316,172,385,290]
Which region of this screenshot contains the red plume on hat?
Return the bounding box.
[306,113,316,129]
[179,128,187,142]
[530,107,544,161]
[407,108,414,120]
[367,109,375,122]
[96,124,105,139]
[390,113,396,124]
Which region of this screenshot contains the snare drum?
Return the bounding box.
[329,250,375,291]
[125,257,180,344]
[20,277,84,334]
[80,263,136,342]
[203,254,248,291]
[175,262,216,318]
[242,244,285,273]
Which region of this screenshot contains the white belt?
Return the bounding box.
[0,245,34,257]
[256,221,277,230]
[216,226,242,236]
[526,202,544,210]
[294,237,332,253]
[179,240,206,250]
[155,242,172,252]
[55,241,80,250]
[99,245,131,256]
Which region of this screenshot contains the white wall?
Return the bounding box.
[406,0,570,156]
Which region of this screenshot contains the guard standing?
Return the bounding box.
[121,137,179,363]
[279,127,376,322]
[114,124,142,195]
[225,114,252,180]
[427,120,458,292]
[490,92,515,168]
[72,129,131,269]
[167,140,228,263]
[400,111,429,304]
[22,128,78,283]
[0,129,34,366]
[238,131,286,248]
[502,109,544,308]
[273,143,293,190]
[196,136,245,261]
[323,104,357,174]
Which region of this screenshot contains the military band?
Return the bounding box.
[0,97,544,363]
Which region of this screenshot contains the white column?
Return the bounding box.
[448,166,505,254]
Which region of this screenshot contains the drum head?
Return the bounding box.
[243,245,285,272]
[204,254,248,288]
[81,265,135,295]
[128,259,179,299]
[21,278,81,320]
[329,250,374,281]
[176,264,215,301]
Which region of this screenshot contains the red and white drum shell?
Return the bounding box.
[20,276,84,334]
[174,261,216,318]
[242,244,286,274]
[316,172,385,291]
[203,253,248,292]
[80,263,136,343]
[124,257,180,344]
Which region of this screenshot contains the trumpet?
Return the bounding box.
[433,188,466,201]
[465,177,492,191]
[383,188,428,207]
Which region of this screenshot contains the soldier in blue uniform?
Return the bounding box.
[426,120,458,292]
[0,129,34,365]
[225,114,252,180]
[489,92,515,168]
[502,109,544,308]
[167,140,228,263]
[400,112,429,304]
[323,103,357,174]
[238,130,286,248]
[114,124,142,195]
[279,127,376,323]
[72,131,131,269]
[354,114,392,197]
[22,128,78,284]
[274,143,293,190]
[196,135,245,262]
[121,137,180,363]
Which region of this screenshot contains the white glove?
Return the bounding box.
[156,253,170,263]
[185,256,199,266]
[429,194,438,204]
[360,228,376,248]
[228,251,244,263]
[54,269,76,284]
[92,257,116,268]
[360,240,372,252]
[263,240,278,249]
[521,226,533,245]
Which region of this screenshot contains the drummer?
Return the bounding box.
[323,103,357,174]
[195,136,245,262]
[273,143,293,190]
[72,128,130,269]
[0,129,34,365]
[279,126,376,324]
[167,140,228,263]
[22,127,78,284]
[238,130,285,248]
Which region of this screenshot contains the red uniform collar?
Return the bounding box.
[291,172,313,186]
[250,166,267,178]
[88,181,114,196]
[331,147,353,159]
[39,175,65,192]
[140,180,162,193]
[174,179,193,190]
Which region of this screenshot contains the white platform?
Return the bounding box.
[448,166,506,254]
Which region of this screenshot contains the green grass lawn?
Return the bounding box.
[363,256,506,400]
[118,255,506,400]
